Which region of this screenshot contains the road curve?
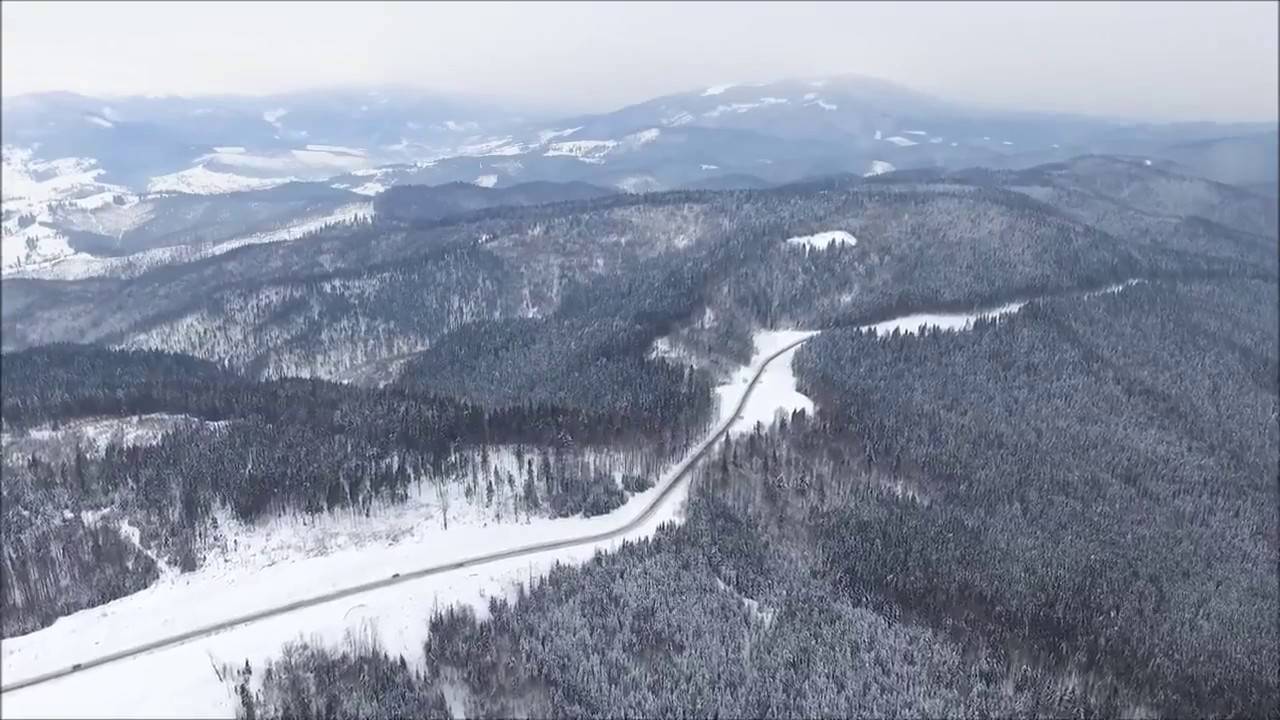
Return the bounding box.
[0,335,816,695]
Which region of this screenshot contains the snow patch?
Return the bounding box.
[716,330,820,436]
[703,97,787,118]
[349,181,386,196]
[536,126,582,144]
[700,164,719,171]
[85,115,114,129]
[861,300,1026,337]
[453,137,529,157]
[213,146,246,154]
[1,223,80,272]
[623,128,661,147]
[147,166,297,195]
[785,230,857,250]
[702,83,736,96]
[904,130,929,136]
[615,175,661,193]
[473,174,498,188]
[544,139,617,162]
[7,414,208,458]
[1083,278,1146,298]
[289,149,371,171]
[864,160,895,177]
[662,110,695,127]
[884,136,919,147]
[304,144,366,157]
[10,203,373,281]
[2,146,126,219]
[69,191,135,212]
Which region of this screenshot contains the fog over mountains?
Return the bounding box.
[4,74,1275,192]
[5,74,1274,275]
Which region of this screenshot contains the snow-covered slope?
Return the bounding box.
[1,146,133,271]
[1,147,124,212]
[147,165,298,195]
[7,202,372,281]
[1,222,83,272]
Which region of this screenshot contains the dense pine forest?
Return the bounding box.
[237,277,1276,719]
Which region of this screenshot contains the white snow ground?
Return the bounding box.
[785,230,857,250]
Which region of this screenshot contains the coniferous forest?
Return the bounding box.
[236,277,1277,719]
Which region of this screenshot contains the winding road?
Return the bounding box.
[0,335,817,696]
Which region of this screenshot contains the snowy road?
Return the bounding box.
[0,331,817,701]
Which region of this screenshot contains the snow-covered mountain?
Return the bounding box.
[3,76,1274,206]
[0,87,531,188]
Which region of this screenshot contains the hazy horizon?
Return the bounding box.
[2,1,1277,123]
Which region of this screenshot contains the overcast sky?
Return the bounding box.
[2,1,1276,122]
